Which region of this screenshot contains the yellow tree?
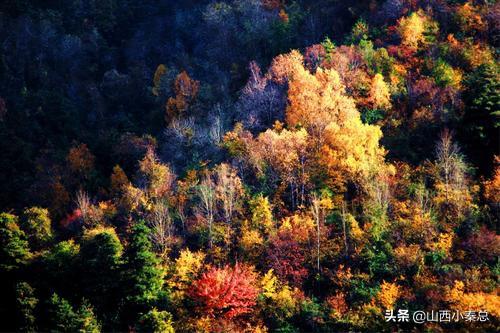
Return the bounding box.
[320,116,386,192]
[249,194,274,234]
[286,66,358,140]
[256,49,387,200]
[397,10,434,50]
[368,73,391,110]
[139,148,175,200]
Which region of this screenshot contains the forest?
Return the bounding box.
[0,0,498,332]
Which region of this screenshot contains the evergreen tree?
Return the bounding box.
[48,294,101,333]
[78,228,123,326]
[120,220,167,327]
[15,282,38,332]
[48,293,78,333]
[460,63,500,174]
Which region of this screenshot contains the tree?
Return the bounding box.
[460,63,500,174]
[76,300,102,333]
[320,116,386,192]
[40,240,80,294]
[214,163,244,224]
[48,294,79,332]
[189,263,259,319]
[237,61,287,132]
[368,73,391,110]
[20,207,52,249]
[121,221,166,325]
[0,213,30,272]
[48,294,100,333]
[286,63,358,141]
[250,127,310,208]
[455,2,487,36]
[139,148,175,200]
[375,281,400,310]
[165,71,200,121]
[397,11,427,50]
[433,130,471,226]
[136,308,174,333]
[445,281,500,318]
[249,194,274,234]
[483,156,500,207]
[148,200,174,261]
[168,249,205,293]
[15,282,38,332]
[259,269,300,322]
[152,64,168,97]
[311,192,333,273]
[197,173,216,248]
[432,59,462,89]
[66,143,95,181]
[266,231,308,287]
[79,227,123,316]
[110,165,130,197]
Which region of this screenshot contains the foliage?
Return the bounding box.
[0,1,499,331]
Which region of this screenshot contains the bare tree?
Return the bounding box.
[75,190,106,228]
[436,130,459,193]
[76,190,91,220]
[414,182,433,217]
[310,193,332,274]
[215,163,243,224]
[311,194,322,273]
[435,129,469,222]
[198,173,216,248]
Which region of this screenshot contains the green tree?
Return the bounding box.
[48,294,77,332]
[41,240,79,283]
[79,228,123,321]
[0,213,30,272]
[48,294,101,333]
[121,221,167,326]
[20,207,52,249]
[15,282,38,332]
[136,308,175,333]
[77,300,102,333]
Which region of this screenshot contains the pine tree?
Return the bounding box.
[460,63,500,174]
[121,221,166,326]
[15,282,38,332]
[48,294,101,333]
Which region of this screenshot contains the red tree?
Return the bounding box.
[266,231,308,287]
[189,263,259,319]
